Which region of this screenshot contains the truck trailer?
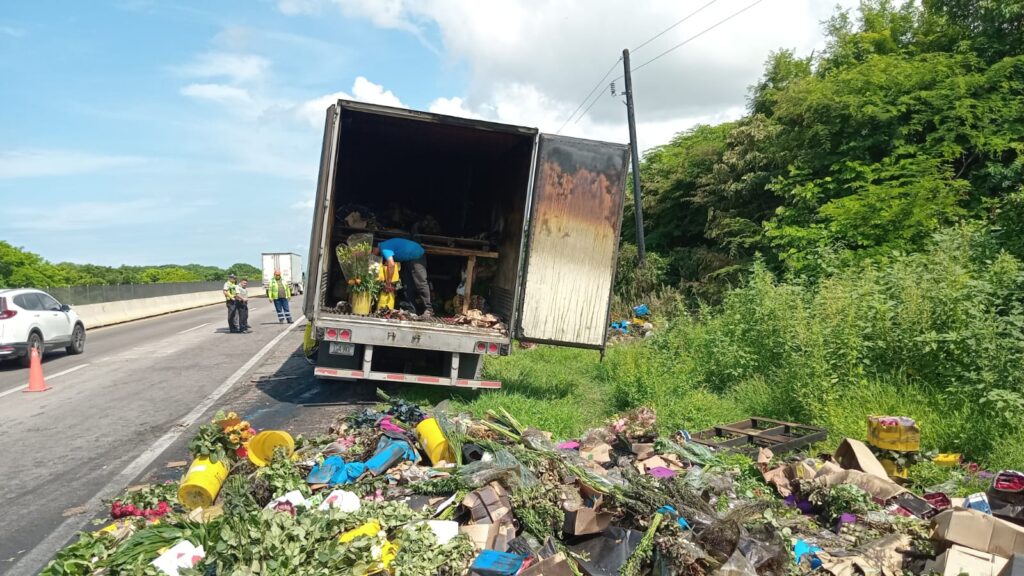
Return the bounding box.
[262,252,304,295]
[305,100,629,389]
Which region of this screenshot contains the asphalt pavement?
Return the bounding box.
[0,295,378,576]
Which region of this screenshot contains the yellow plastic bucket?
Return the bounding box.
[415,418,452,465]
[340,520,382,543]
[350,292,372,315]
[247,430,295,467]
[178,457,229,510]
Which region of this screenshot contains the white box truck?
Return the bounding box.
[261,253,304,295]
[305,100,629,389]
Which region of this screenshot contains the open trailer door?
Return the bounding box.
[515,134,629,349]
[304,103,341,319]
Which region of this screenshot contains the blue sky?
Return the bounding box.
[0,0,853,268]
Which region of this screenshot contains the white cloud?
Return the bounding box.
[0,149,144,179]
[291,194,315,210]
[181,83,253,104]
[313,0,859,150]
[0,25,26,38]
[351,76,405,107]
[427,96,481,119]
[298,76,407,126]
[277,0,321,15]
[8,199,199,231]
[332,0,418,32]
[177,52,270,84]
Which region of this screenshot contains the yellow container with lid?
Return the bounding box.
[247,430,295,467]
[416,417,453,465]
[178,457,229,510]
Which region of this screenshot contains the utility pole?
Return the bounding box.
[622,48,646,264]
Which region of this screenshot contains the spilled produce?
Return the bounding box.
[43,401,1024,575]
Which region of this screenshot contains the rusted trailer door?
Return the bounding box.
[305,104,341,319]
[515,134,629,349]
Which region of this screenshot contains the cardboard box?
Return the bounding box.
[811,468,906,502]
[562,485,612,536]
[926,545,1009,576]
[868,416,921,452]
[630,442,655,460]
[519,553,575,576]
[932,508,1024,558]
[835,438,891,479]
[997,553,1024,576]
[463,482,512,524]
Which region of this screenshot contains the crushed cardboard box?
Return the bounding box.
[932,508,1024,558]
[924,545,1009,576]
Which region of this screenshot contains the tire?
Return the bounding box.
[66,324,86,355]
[20,332,43,368]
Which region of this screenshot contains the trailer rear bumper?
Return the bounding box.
[313,366,501,389]
[314,342,500,389]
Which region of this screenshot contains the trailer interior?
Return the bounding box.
[317,106,537,334]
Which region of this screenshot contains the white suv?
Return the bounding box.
[0,288,86,367]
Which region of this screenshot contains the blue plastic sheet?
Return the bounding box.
[793,539,822,569]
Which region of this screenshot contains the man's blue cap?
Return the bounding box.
[381,249,395,260]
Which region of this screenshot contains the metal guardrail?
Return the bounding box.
[43,281,225,306]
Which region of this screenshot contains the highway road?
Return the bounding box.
[0,295,373,576]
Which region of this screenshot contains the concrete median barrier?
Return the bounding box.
[74,288,267,329]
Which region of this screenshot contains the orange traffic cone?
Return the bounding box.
[24,346,50,393]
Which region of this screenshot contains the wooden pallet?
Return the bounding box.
[690,417,827,454]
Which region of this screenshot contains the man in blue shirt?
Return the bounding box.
[374,238,433,317]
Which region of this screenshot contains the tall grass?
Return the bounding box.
[401,224,1024,467]
[462,226,1024,468]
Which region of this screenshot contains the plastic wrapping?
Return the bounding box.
[716,550,757,576]
[568,527,644,576]
[458,449,538,488]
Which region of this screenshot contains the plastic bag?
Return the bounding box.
[715,550,757,576]
[458,448,537,488]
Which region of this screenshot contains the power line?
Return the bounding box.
[631,0,720,53]
[620,0,767,79]
[556,58,621,134]
[558,0,759,131]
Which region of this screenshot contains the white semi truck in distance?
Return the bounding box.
[261,253,304,295]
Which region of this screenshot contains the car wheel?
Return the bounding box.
[66,324,86,355]
[20,332,43,368]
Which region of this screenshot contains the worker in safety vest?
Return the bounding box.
[223,273,241,333]
[237,279,252,332]
[267,270,293,323]
[374,238,432,317]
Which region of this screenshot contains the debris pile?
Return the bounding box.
[44,404,1024,575]
[440,309,509,334]
[610,304,654,341]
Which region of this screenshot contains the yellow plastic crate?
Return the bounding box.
[934,453,962,467]
[867,416,920,452]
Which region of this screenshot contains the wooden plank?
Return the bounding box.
[417,233,491,248]
[423,245,499,258]
[462,255,476,315]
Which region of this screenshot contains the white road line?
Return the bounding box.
[0,363,92,398]
[7,321,305,576]
[177,322,210,335]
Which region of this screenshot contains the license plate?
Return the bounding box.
[329,342,355,356]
